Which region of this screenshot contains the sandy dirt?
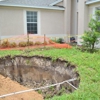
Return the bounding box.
[0,74,43,100]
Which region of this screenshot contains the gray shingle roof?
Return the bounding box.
[0,0,59,7]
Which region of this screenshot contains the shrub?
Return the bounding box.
[51,38,65,44]
[49,40,55,44]
[43,41,48,45]
[56,38,65,44]
[27,41,34,46]
[81,10,100,52]
[1,40,10,48]
[34,41,42,45]
[19,41,27,47]
[10,42,17,48]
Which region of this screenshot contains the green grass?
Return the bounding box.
[0,47,100,100]
[0,50,22,57]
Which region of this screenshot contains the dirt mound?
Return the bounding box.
[0,74,43,100]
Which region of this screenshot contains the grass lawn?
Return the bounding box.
[0,47,100,100]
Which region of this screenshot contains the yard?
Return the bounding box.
[0,47,100,100]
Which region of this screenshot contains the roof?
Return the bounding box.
[86,0,100,5]
[0,0,64,10]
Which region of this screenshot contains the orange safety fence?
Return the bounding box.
[0,34,72,50]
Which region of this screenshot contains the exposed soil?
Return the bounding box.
[0,55,80,99]
[0,74,43,100]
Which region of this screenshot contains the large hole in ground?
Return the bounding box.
[0,55,80,99]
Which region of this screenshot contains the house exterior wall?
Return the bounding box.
[0,6,64,39]
[77,0,89,44]
[70,0,78,37]
[0,7,24,38]
[40,9,64,37]
[63,0,71,42]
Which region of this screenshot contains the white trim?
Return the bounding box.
[86,0,100,5]
[0,4,65,10]
[49,0,63,6]
[38,11,41,35]
[24,10,41,35]
[0,35,21,39]
[92,7,96,19]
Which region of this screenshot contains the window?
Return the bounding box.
[95,7,100,32]
[96,7,100,20]
[27,11,37,34]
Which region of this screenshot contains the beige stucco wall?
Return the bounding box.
[77,0,89,44]
[40,9,64,37]
[63,0,71,42]
[71,0,78,37]
[78,0,89,35]
[0,7,24,38]
[0,6,65,39]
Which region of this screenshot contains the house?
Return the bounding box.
[0,0,100,43]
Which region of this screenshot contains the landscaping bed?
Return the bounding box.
[0,34,72,50]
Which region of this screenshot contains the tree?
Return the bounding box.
[82,10,100,52]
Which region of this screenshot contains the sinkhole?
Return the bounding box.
[0,55,80,98]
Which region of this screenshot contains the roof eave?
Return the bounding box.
[0,4,65,10]
[86,0,100,5]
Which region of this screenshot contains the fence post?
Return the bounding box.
[44,34,46,48]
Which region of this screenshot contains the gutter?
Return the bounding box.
[0,4,65,10]
[86,0,100,5]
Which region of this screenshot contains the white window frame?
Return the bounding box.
[23,10,41,35]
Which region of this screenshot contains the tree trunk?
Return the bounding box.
[91,43,95,51]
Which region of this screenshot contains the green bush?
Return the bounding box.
[82,10,100,52]
[51,38,65,44]
[56,38,65,43]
